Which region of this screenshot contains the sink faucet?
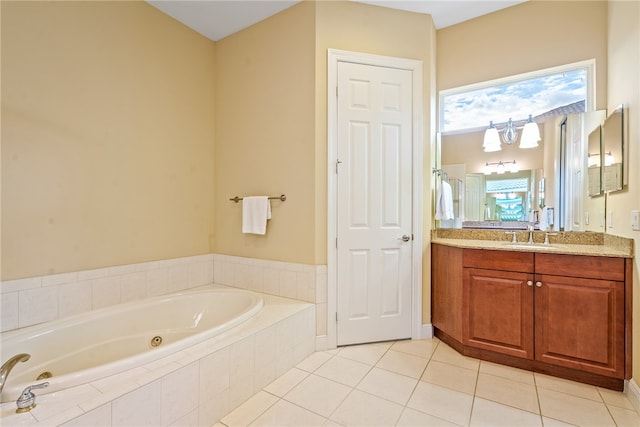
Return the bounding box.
[0,353,30,393]
[527,224,535,243]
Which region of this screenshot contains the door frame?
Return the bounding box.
[327,49,424,349]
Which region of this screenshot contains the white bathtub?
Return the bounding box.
[0,287,263,402]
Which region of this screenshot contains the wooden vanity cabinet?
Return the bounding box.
[462,250,534,360]
[534,254,626,379]
[431,243,631,389]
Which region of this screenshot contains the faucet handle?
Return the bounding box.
[544,233,558,245]
[504,231,517,243]
[16,382,49,413]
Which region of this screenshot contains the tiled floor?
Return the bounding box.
[215,338,640,427]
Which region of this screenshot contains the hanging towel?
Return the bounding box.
[538,206,549,231]
[242,196,271,235]
[435,181,455,220]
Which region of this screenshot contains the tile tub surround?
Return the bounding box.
[0,254,328,337]
[0,254,215,332]
[0,289,316,427]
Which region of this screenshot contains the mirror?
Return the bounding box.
[439,111,607,231]
[587,124,603,197]
[602,104,625,192]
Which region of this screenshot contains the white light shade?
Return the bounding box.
[520,115,541,149]
[484,163,492,175]
[496,162,505,174]
[605,152,615,166]
[483,122,501,152]
[509,161,519,173]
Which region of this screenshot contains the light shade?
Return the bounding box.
[483,121,501,152]
[520,115,541,148]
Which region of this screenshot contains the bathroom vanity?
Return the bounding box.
[431,235,633,390]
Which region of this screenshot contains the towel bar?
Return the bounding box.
[229,194,286,203]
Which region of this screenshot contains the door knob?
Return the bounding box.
[398,235,411,242]
[526,280,533,287]
[536,281,543,287]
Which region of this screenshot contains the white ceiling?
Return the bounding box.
[147,0,527,42]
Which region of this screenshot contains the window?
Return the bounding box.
[440,61,594,133]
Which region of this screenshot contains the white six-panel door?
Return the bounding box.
[336,61,413,346]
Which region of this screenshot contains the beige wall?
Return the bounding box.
[1,1,216,280]
[213,1,316,264]
[606,0,640,384]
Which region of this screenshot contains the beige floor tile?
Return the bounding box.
[249,399,327,426]
[376,349,429,379]
[220,391,279,427]
[607,404,640,427]
[263,367,309,397]
[314,355,372,387]
[395,407,460,426]
[330,389,404,427]
[356,367,419,405]
[337,342,388,365]
[296,351,334,372]
[475,372,539,414]
[422,360,478,395]
[431,342,480,371]
[407,381,473,426]
[391,338,439,359]
[470,397,542,427]
[540,417,577,426]
[537,387,615,427]
[597,386,636,410]
[534,373,602,401]
[479,360,535,385]
[283,374,352,418]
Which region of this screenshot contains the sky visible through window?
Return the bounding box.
[441,68,587,132]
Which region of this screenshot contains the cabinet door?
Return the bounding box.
[463,268,534,359]
[535,274,625,378]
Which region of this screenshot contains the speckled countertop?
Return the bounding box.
[432,229,634,258]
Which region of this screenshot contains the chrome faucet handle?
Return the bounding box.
[544,233,558,245]
[16,382,49,413]
[504,231,517,243]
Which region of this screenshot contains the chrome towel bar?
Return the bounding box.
[229,194,286,203]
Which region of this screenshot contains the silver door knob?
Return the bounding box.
[536,281,543,287]
[398,235,411,242]
[526,280,533,287]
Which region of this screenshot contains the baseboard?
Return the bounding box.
[420,323,434,339]
[626,378,640,413]
[315,335,329,351]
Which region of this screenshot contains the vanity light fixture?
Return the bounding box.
[484,160,518,175]
[587,151,615,167]
[483,115,540,151]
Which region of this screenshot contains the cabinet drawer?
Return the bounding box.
[535,253,625,281]
[463,249,533,273]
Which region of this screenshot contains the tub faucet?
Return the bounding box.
[0,353,30,393]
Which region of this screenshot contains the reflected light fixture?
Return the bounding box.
[520,115,541,148]
[484,160,518,175]
[483,115,540,151]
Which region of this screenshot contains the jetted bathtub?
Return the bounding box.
[0,287,263,402]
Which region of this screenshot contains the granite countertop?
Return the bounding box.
[432,229,634,258]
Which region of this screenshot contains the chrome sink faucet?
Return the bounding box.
[527,224,535,244]
[0,353,30,393]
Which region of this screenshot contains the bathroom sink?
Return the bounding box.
[503,243,559,250]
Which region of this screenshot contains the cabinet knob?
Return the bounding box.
[536,281,543,287]
[527,280,533,287]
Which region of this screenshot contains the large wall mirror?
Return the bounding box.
[602,104,625,192]
[438,110,607,231]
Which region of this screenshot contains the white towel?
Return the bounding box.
[435,181,455,220]
[242,196,271,235]
[539,206,549,231]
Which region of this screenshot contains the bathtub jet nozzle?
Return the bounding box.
[0,353,31,394]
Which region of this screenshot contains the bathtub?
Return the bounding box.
[0,287,263,403]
